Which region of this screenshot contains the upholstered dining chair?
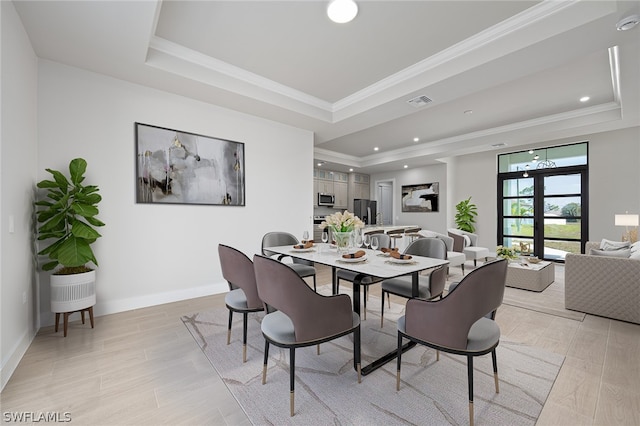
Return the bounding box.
[380,238,448,327]
[218,244,264,363]
[253,254,361,417]
[336,233,391,320]
[261,231,317,291]
[395,258,508,426]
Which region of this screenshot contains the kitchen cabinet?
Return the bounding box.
[347,173,371,211]
[334,181,348,209]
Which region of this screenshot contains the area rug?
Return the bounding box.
[182,296,564,425]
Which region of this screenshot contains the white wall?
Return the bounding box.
[0,0,39,390]
[36,60,314,325]
[452,127,640,248]
[370,163,447,232]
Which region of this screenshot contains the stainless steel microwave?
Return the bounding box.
[318,193,335,206]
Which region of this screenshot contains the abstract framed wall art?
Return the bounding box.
[401,182,439,212]
[135,123,245,206]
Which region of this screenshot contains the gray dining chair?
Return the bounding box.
[218,244,264,363]
[380,237,448,327]
[395,258,507,426]
[261,231,317,291]
[253,254,361,417]
[335,233,390,320]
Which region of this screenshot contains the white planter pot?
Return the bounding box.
[50,270,96,313]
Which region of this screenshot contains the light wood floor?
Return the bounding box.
[1,264,639,425]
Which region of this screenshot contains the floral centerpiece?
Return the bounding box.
[495,245,518,260]
[320,210,364,253]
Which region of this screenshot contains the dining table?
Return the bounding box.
[263,243,449,376]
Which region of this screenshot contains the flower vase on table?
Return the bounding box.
[319,210,365,255]
[334,231,352,254]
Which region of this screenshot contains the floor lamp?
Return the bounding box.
[615,213,639,243]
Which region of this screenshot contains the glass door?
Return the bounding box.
[498,166,588,261]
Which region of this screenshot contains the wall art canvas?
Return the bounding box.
[135,123,245,206]
[401,182,439,212]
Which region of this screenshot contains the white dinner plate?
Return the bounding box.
[339,255,367,263]
[387,257,414,264]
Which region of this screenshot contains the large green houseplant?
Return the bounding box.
[454,197,478,233]
[36,158,104,274]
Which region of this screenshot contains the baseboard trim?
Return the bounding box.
[39,281,228,327]
[1,329,34,392]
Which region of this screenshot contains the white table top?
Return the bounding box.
[265,244,448,279]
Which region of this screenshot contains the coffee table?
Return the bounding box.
[506,260,554,292]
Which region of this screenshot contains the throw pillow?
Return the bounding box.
[600,238,630,251]
[630,250,640,260]
[590,248,631,258]
[631,241,640,254]
[463,235,472,247]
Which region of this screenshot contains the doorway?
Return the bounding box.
[376,181,393,226]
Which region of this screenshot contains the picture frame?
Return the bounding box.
[401,182,439,212]
[135,122,245,206]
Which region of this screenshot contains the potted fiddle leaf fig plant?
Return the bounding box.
[35,158,104,315]
[454,197,478,233]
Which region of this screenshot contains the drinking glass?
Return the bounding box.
[355,231,363,248]
[321,230,329,244]
[370,236,379,251]
[302,230,309,242]
[363,234,371,249]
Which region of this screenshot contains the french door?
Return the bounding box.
[498,166,588,261]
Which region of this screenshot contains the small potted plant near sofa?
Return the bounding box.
[35,158,104,334]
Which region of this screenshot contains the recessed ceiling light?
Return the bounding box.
[374,147,379,151]
[616,14,640,31]
[580,96,590,102]
[317,162,323,166]
[413,137,419,142]
[327,0,358,24]
[464,109,473,114]
[349,168,353,172]
[491,143,507,148]
[404,165,408,169]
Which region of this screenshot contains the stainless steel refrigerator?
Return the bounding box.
[353,199,377,225]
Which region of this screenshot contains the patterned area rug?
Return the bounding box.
[182,295,564,425]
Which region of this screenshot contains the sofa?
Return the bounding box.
[565,241,640,324]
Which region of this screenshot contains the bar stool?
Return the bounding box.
[404,227,422,244]
[387,228,404,249]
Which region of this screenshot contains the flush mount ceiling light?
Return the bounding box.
[327,0,358,23]
[580,96,590,102]
[616,14,640,31]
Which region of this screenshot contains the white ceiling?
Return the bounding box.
[13,0,640,174]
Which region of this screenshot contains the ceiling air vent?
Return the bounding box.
[406,95,433,108]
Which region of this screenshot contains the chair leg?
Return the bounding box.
[461,264,465,275]
[63,313,70,337]
[81,310,86,324]
[436,350,440,361]
[317,344,320,355]
[227,310,233,345]
[387,293,390,308]
[312,274,317,292]
[262,341,270,385]
[473,259,478,267]
[242,312,248,363]
[492,349,500,393]
[354,326,361,384]
[467,355,474,426]
[396,333,403,391]
[290,348,296,417]
[380,291,385,328]
[55,313,60,333]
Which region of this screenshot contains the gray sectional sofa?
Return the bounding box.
[565,241,640,324]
